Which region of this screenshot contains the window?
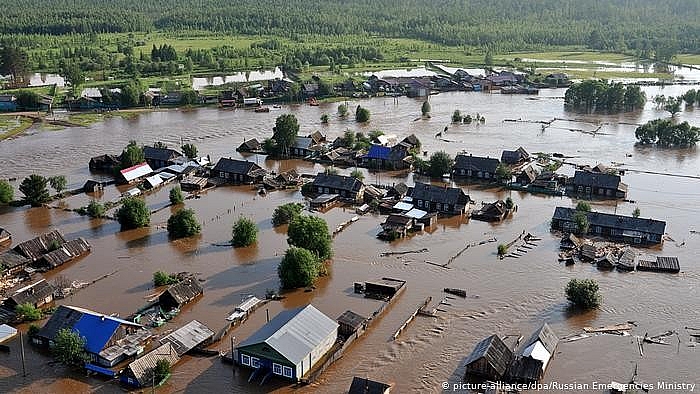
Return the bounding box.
[283,366,293,378]
[467,170,472,176]
[251,357,259,368]
[595,226,602,234]
[436,203,442,211]
[585,187,591,194]
[484,172,490,179]
[317,186,323,193]
[273,363,282,375]
[220,171,226,178]
[477,171,483,178]
[577,186,583,192]
[241,354,250,366]
[417,200,423,207]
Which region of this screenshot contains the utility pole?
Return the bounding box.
[231,336,236,380]
[20,331,26,377]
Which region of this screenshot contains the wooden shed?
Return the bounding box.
[38,238,91,270]
[120,342,180,388]
[637,256,680,273]
[463,334,513,381]
[336,310,366,338]
[158,278,204,312]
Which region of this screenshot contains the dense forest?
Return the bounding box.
[2,0,699,54]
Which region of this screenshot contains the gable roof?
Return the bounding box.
[464,334,513,377]
[14,229,66,261]
[552,207,666,235]
[292,137,314,150]
[312,173,364,193]
[454,154,500,173]
[212,158,264,176]
[308,131,326,144]
[159,320,214,356]
[126,342,180,386]
[365,145,391,160]
[518,165,539,182]
[237,304,338,365]
[337,310,366,331]
[501,147,529,164]
[37,305,142,348]
[401,134,420,148]
[7,279,55,307]
[40,238,91,268]
[0,250,30,271]
[143,146,182,162]
[571,171,624,189]
[410,182,469,206]
[120,163,154,182]
[519,322,558,355]
[237,138,261,152]
[159,278,203,307]
[348,376,391,394]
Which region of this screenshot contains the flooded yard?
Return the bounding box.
[1,87,699,393]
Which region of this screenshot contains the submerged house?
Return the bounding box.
[212,158,266,184]
[567,171,628,199]
[348,376,392,394]
[159,320,214,356]
[120,342,180,388]
[453,154,500,181]
[409,182,470,215]
[551,207,666,245]
[471,200,510,222]
[0,250,30,277]
[158,277,204,312]
[143,146,183,169]
[463,334,513,381]
[237,138,262,153]
[35,305,148,367]
[235,304,338,381]
[38,237,91,270]
[119,162,154,184]
[3,279,55,310]
[89,154,121,173]
[516,165,540,186]
[501,147,530,165]
[311,173,365,202]
[289,137,315,157]
[14,229,66,262]
[507,322,559,383]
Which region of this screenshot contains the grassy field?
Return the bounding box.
[0,116,34,140]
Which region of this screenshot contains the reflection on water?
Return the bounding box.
[1,89,699,393]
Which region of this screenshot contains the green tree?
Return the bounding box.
[663,96,683,116]
[497,243,508,256]
[452,110,463,123]
[48,175,67,194]
[428,151,452,177]
[565,278,601,309]
[180,89,199,105]
[62,61,84,95]
[167,208,201,238]
[573,211,589,234]
[575,201,591,212]
[287,215,332,260]
[0,45,29,82]
[153,359,171,385]
[682,89,697,106]
[273,114,300,156]
[232,217,258,247]
[504,197,514,210]
[53,328,90,366]
[169,186,184,204]
[0,180,13,204]
[263,138,279,156]
[341,129,355,148]
[635,118,700,146]
[632,207,641,218]
[484,50,494,67]
[15,90,41,109]
[338,103,348,117]
[19,174,50,207]
[153,271,178,286]
[15,303,42,321]
[421,101,431,117]
[278,247,322,288]
[350,169,364,181]
[495,164,512,182]
[272,202,304,226]
[120,140,145,169]
[86,200,105,218]
[121,79,143,107]
[181,143,198,159]
[355,106,370,122]
[320,113,329,124]
[116,197,150,229]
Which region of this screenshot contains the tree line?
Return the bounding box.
[2,0,700,53]
[564,80,646,114]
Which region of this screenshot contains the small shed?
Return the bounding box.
[463,334,513,381]
[637,256,680,273]
[348,376,392,394]
[508,322,558,383]
[159,320,214,356]
[180,175,209,191]
[237,138,261,152]
[0,250,30,277]
[3,279,55,309]
[364,278,405,299]
[158,278,204,312]
[310,194,340,211]
[120,342,180,388]
[83,180,104,193]
[336,310,366,338]
[38,238,91,269]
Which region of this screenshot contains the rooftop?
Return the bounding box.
[553,207,666,235]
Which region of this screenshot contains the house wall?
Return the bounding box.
[465,358,499,380]
[218,171,252,184]
[296,327,337,379]
[454,168,493,180]
[552,219,661,245]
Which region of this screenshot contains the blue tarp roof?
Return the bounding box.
[365,145,391,160]
[85,363,116,377]
[73,314,120,353]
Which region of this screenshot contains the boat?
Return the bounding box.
[443,288,467,297]
[254,106,270,113]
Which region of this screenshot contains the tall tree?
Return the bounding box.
[0,45,29,82]
[272,114,300,157]
[121,140,145,169]
[287,215,332,260]
[19,174,50,206]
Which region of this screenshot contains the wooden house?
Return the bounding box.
[471,200,510,222]
[237,138,262,153]
[409,182,470,215]
[0,250,30,277]
[82,180,104,193]
[507,322,558,383]
[348,377,392,394]
[159,320,214,356]
[379,214,413,238]
[36,305,147,367]
[386,183,409,200]
[551,207,666,246]
[361,144,411,170]
[516,165,539,186]
[119,162,154,184]
[212,158,266,184]
[637,256,680,273]
[310,194,341,211]
[336,310,366,338]
[567,171,628,199]
[3,279,55,310]
[453,154,501,181]
[363,278,405,299]
[235,305,338,381]
[544,73,571,87]
[37,237,91,270]
[463,334,513,381]
[311,173,365,202]
[158,277,204,312]
[14,229,66,261]
[289,137,315,157]
[120,342,180,388]
[307,131,326,145]
[143,146,183,169]
[501,147,530,165]
[89,154,121,173]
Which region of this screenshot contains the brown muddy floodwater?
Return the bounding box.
[1,87,700,394]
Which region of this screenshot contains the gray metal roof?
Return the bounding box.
[237,304,338,365]
[553,207,666,235]
[159,320,214,356]
[126,342,180,385]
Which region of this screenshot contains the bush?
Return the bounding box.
[355,106,370,122]
[86,200,105,218]
[575,201,591,212]
[28,324,40,337]
[180,89,199,105]
[19,174,50,206]
[338,103,348,117]
[505,197,514,210]
[272,202,304,226]
[452,110,463,123]
[287,215,332,260]
[0,180,13,204]
[565,278,601,309]
[181,143,198,159]
[154,359,171,385]
[428,151,452,177]
[116,197,150,230]
[167,208,201,238]
[232,217,258,247]
[497,244,508,256]
[169,186,184,204]
[573,211,589,234]
[350,169,364,180]
[632,207,641,218]
[15,303,42,321]
[120,140,145,169]
[320,113,329,123]
[48,175,67,194]
[153,271,179,286]
[278,247,322,288]
[53,328,90,366]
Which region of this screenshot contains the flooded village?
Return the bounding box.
[1,71,700,394]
